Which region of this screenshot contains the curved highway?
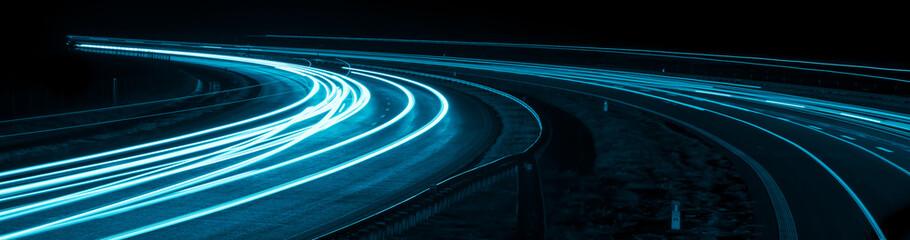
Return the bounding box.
[3,36,908,240]
[387,59,908,240]
[0,42,504,239]
[141,36,909,240]
[349,50,910,240]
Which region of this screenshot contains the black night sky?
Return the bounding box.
[7,1,909,70]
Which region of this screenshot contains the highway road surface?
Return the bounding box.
[0,42,508,239]
[152,36,909,240]
[4,36,908,239]
[366,53,910,240]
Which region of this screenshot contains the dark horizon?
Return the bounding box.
[9,1,909,67]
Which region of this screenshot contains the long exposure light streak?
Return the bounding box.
[257,35,910,79]
[252,41,908,141]
[0,43,451,239]
[11,36,904,239]
[229,42,906,239]
[103,68,449,239]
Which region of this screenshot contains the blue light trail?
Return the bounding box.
[215,39,908,239]
[0,42,453,239]
[8,35,906,239]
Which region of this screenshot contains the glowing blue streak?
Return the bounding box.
[289,44,909,135]
[764,100,807,109]
[172,40,910,136]
[56,37,904,240]
[611,85,888,240]
[0,44,382,239]
[840,113,883,124]
[0,79,325,199]
[101,69,446,239]
[876,147,894,153]
[694,90,732,97]
[256,35,910,73]
[0,70,318,181]
[573,78,887,239]
[0,85,339,226]
[351,50,890,238]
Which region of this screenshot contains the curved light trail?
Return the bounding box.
[187,37,909,239]
[257,35,910,81]
[0,43,453,239]
[6,35,907,239]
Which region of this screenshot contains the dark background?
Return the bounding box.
[4,0,908,91]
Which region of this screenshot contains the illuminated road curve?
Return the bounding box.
[342,52,910,240]
[365,62,910,240]
[0,43,505,239]
[125,36,910,240]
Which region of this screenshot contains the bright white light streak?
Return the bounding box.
[765,100,806,108]
[0,43,326,183]
[0,57,379,239]
[694,90,732,97]
[0,87,339,226]
[839,112,883,124]
[0,44,380,239]
[0,160,184,203]
[0,62,320,180]
[87,71,387,221]
[101,69,445,239]
[0,78,326,199]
